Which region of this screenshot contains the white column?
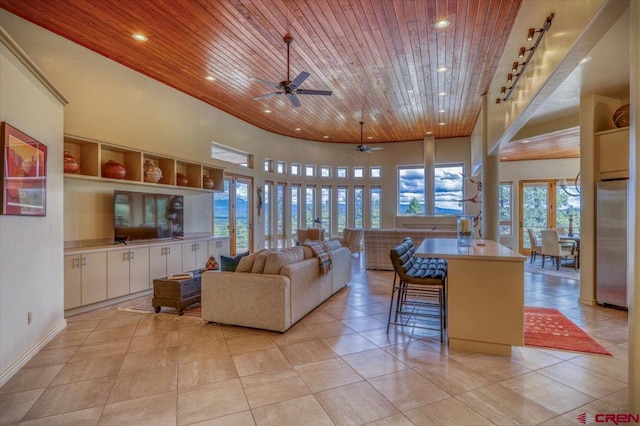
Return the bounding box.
[424,135,436,214]
[628,0,639,411]
[481,95,500,241]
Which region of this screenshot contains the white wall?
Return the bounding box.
[499,158,580,250]
[0,27,65,384]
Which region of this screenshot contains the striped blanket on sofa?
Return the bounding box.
[304,241,332,274]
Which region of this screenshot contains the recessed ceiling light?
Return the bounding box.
[132,33,148,42]
[367,136,373,140]
[323,135,329,139]
[580,56,592,64]
[426,131,433,135]
[264,109,271,113]
[205,75,216,81]
[438,109,445,113]
[407,89,414,93]
[437,66,448,72]
[294,127,301,131]
[436,19,450,28]
[438,122,446,126]
[521,139,531,144]
[438,92,446,96]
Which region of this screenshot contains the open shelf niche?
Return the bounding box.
[63,135,224,191]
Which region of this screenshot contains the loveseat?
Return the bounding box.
[363,228,457,270]
[201,241,351,332]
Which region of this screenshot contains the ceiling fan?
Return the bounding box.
[250,34,332,108]
[355,121,383,153]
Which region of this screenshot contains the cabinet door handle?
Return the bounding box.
[81,256,87,267]
[73,257,80,268]
[123,252,129,261]
[166,247,171,255]
[129,250,135,260]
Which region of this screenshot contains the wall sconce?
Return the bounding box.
[498,13,554,104]
[496,98,501,105]
[558,172,581,197]
[501,87,507,95]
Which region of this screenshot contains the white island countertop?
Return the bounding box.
[415,238,525,262]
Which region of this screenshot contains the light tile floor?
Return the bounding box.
[0,257,630,425]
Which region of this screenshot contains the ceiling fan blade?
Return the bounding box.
[287,93,302,108]
[369,147,384,151]
[250,77,282,90]
[290,71,310,89]
[253,92,282,100]
[296,89,332,96]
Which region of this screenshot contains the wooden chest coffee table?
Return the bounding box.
[152,270,202,315]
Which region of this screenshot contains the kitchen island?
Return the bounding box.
[415,238,525,356]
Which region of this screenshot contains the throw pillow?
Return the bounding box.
[220,251,250,272]
[235,249,266,272]
[322,239,342,252]
[251,249,274,273]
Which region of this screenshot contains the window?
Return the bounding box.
[263,182,272,248]
[499,182,512,236]
[354,186,364,228]
[305,186,316,228]
[276,183,286,248]
[321,166,331,177]
[337,167,347,178]
[211,142,251,167]
[213,180,230,237]
[398,166,425,214]
[290,185,301,245]
[277,161,286,174]
[337,187,348,233]
[264,159,273,172]
[370,186,381,228]
[434,164,464,215]
[321,186,332,235]
[305,165,315,177]
[291,163,300,176]
[353,167,364,178]
[370,167,381,178]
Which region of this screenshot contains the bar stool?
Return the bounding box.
[387,238,447,342]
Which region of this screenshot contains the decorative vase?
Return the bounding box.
[206,255,219,270]
[613,104,630,128]
[102,160,126,179]
[143,159,163,183]
[63,151,80,174]
[202,174,214,189]
[176,172,188,186]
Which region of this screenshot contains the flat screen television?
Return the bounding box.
[113,190,183,242]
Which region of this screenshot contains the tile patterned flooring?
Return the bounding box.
[0,257,630,425]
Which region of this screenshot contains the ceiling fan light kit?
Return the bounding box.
[497,13,554,106]
[355,121,383,153]
[250,34,332,108]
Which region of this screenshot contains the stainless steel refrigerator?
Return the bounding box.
[596,179,628,309]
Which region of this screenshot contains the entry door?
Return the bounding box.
[519,181,549,255]
[214,175,252,255]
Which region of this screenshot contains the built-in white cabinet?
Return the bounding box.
[597,127,629,181]
[107,247,150,298]
[182,239,209,271]
[65,236,229,313]
[149,242,183,282]
[64,252,107,309]
[208,237,230,264]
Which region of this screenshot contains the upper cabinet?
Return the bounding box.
[64,135,224,191]
[596,127,629,181]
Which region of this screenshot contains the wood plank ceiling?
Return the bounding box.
[1,0,523,144]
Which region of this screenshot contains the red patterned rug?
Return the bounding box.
[524,307,611,355]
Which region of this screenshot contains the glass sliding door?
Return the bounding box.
[234,177,251,254]
[214,175,252,255]
[520,181,549,254]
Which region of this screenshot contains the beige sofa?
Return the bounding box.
[201,242,351,332]
[363,228,457,270]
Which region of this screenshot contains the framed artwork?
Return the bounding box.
[1,122,47,216]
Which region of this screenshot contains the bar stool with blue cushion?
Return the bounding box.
[387,238,448,342]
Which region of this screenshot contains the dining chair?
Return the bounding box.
[527,228,541,264]
[540,230,577,270]
[551,227,576,251]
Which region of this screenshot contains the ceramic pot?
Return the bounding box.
[144,160,163,183]
[176,172,188,186]
[202,174,214,189]
[102,160,126,179]
[63,151,80,174]
[613,104,630,128]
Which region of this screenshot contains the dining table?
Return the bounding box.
[559,233,580,268]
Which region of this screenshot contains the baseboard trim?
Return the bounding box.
[0,319,67,387]
[579,297,596,306]
[64,289,151,318]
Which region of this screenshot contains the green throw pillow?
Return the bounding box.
[220,251,250,271]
